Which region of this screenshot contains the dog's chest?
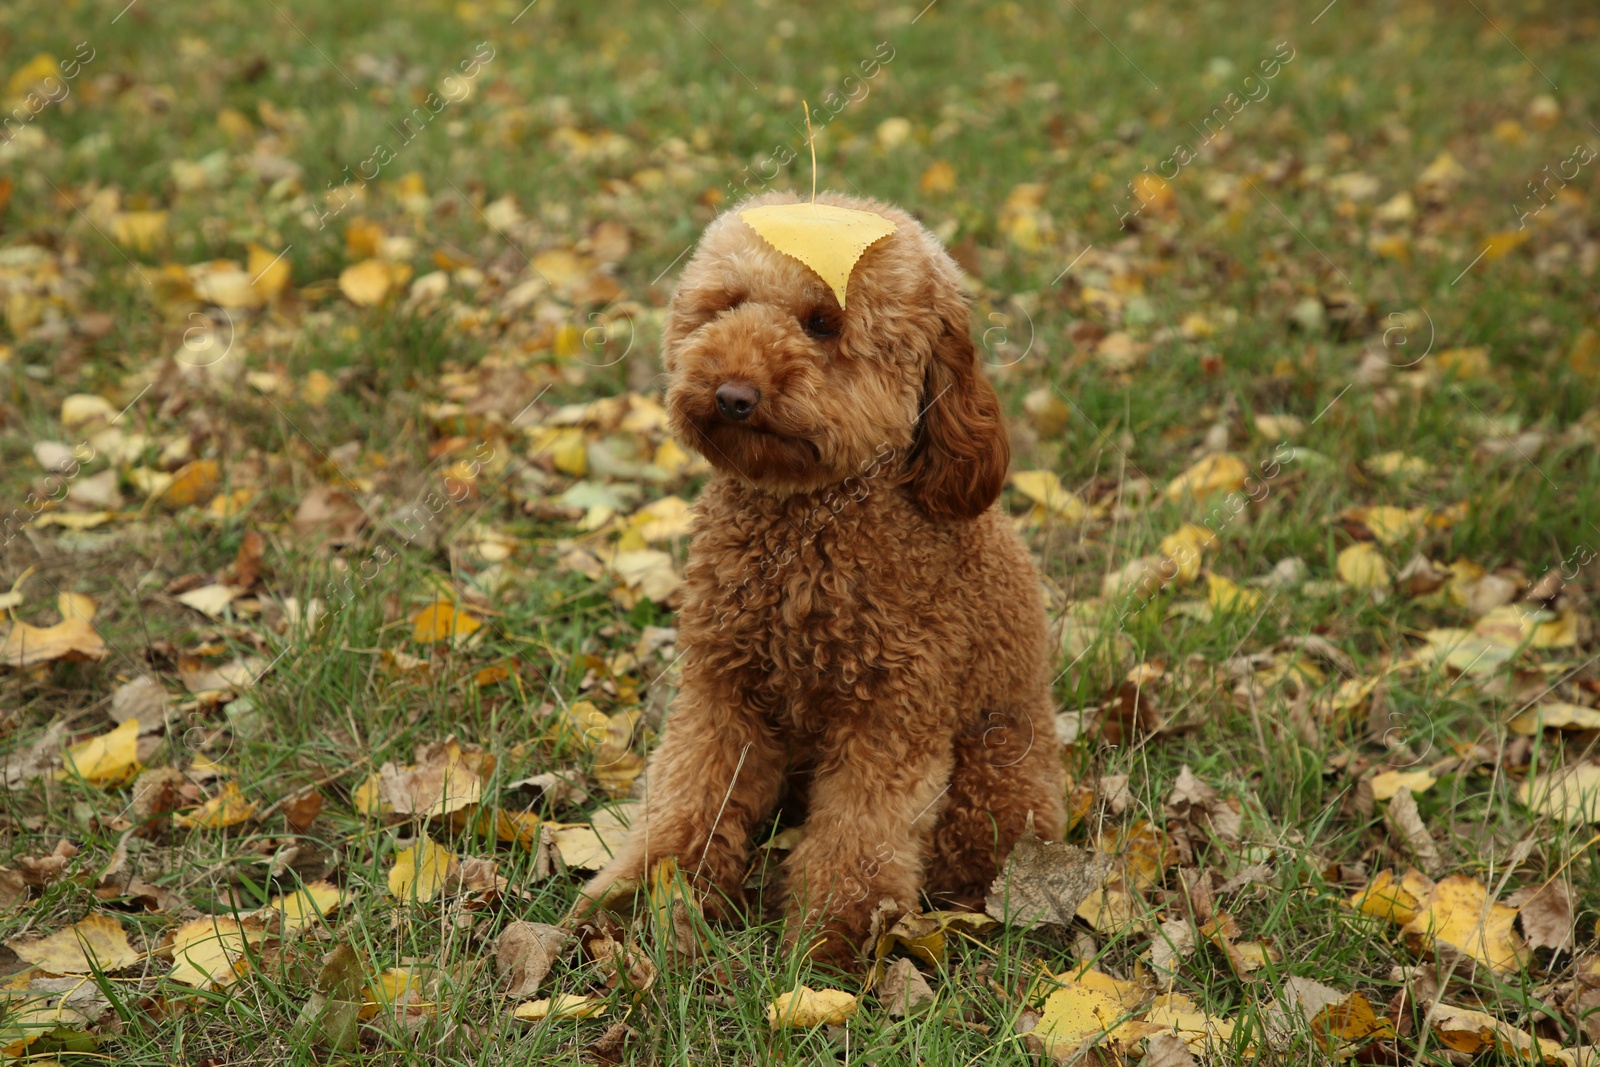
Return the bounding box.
[681,482,944,705]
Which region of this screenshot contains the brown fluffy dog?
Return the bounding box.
[579,191,1065,963]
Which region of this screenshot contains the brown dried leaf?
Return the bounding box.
[876,957,936,1017]
[986,822,1110,928]
[1506,881,1575,953]
[496,921,571,998]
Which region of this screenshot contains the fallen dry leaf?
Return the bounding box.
[2,614,109,668]
[160,459,221,508]
[291,943,364,1052]
[1383,787,1443,873]
[1519,762,1600,823]
[1508,702,1600,735]
[1370,768,1436,801]
[269,880,345,934]
[766,984,859,1029]
[340,258,398,306]
[1505,881,1575,953]
[1401,874,1527,975]
[1166,454,1247,502]
[352,737,491,818]
[985,823,1109,928]
[513,993,607,1023]
[387,839,457,903]
[876,957,936,1016]
[57,718,141,785]
[8,913,140,974]
[497,921,571,998]
[168,915,269,987]
[1350,869,1435,925]
[1011,470,1088,523]
[410,600,482,644]
[1338,542,1391,590]
[175,781,257,830]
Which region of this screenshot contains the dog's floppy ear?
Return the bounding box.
[905,288,1010,521]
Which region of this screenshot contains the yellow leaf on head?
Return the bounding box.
[738,202,896,308]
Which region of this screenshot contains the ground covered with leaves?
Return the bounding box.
[2,0,1599,1064]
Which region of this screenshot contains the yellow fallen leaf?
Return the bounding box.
[168,916,268,987]
[1421,627,1516,676]
[1519,762,1600,824]
[160,459,221,508]
[1365,452,1432,477]
[1166,454,1247,502]
[653,437,696,478]
[270,880,345,934]
[111,210,168,253]
[1144,992,1236,1053]
[299,370,336,408]
[767,985,859,1028]
[1160,524,1217,583]
[605,549,682,603]
[1338,543,1391,590]
[1350,869,1434,926]
[1371,769,1436,802]
[1133,173,1175,214]
[920,160,956,197]
[1474,604,1575,650]
[1346,506,1427,545]
[32,510,117,531]
[410,600,482,643]
[363,965,441,1019]
[387,839,456,903]
[7,914,140,974]
[1430,1003,1567,1063]
[1401,875,1526,974]
[630,496,695,542]
[354,739,490,818]
[0,1000,90,1058]
[1010,470,1087,522]
[527,426,588,476]
[1418,151,1467,190]
[738,202,897,308]
[247,243,291,300]
[513,994,607,1022]
[56,591,96,621]
[1508,702,1600,735]
[1206,573,1262,613]
[339,259,395,306]
[345,220,385,259]
[1034,983,1129,1059]
[175,782,257,829]
[175,583,243,619]
[549,824,610,870]
[8,53,60,97]
[58,718,140,785]
[60,393,116,427]
[1436,346,1492,376]
[2,615,109,668]
[191,262,263,309]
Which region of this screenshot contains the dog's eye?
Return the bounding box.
[802,312,838,340]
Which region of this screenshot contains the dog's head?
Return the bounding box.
[661,191,1009,521]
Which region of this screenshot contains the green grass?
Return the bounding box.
[3,0,1600,1062]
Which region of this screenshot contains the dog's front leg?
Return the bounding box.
[781,728,953,966]
[573,683,783,921]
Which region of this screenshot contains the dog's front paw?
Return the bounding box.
[782,896,904,972]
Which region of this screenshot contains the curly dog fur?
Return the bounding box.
[579,191,1065,963]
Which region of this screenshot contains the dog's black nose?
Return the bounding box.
[715,381,760,421]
